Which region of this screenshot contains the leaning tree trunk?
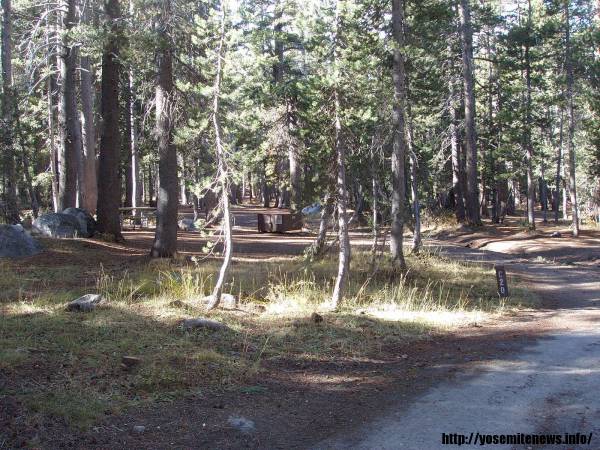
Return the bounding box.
[207,4,231,310]
[151,0,178,257]
[1,0,19,223]
[564,1,579,237]
[390,0,408,270]
[458,0,481,226]
[79,0,97,214]
[56,0,81,211]
[96,0,123,240]
[331,0,350,309]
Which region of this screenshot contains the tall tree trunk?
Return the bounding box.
[406,106,421,252]
[331,0,350,309]
[554,108,564,223]
[178,153,187,204]
[458,0,481,226]
[390,0,408,270]
[370,147,379,257]
[260,166,269,207]
[123,82,133,208]
[151,0,178,257]
[207,4,231,310]
[46,8,59,212]
[15,110,39,218]
[79,1,97,213]
[485,29,498,221]
[564,1,579,237]
[289,138,301,211]
[524,0,535,229]
[1,0,19,223]
[96,0,123,240]
[126,0,141,213]
[449,73,466,223]
[56,0,81,211]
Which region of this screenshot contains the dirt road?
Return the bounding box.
[317,240,600,449]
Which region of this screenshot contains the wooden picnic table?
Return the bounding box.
[119,207,156,229]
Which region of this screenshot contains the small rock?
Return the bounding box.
[227,415,255,434]
[201,293,237,309]
[550,231,562,238]
[67,294,104,312]
[121,356,142,368]
[132,425,145,434]
[311,312,323,323]
[180,318,228,331]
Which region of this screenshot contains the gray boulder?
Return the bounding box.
[178,218,196,231]
[33,213,82,238]
[62,207,96,237]
[67,294,104,312]
[0,224,42,258]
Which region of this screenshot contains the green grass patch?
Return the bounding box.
[0,239,536,431]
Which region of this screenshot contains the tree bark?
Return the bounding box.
[151,0,179,257]
[79,1,97,214]
[390,0,408,269]
[56,0,81,211]
[97,0,123,240]
[458,0,481,226]
[1,0,19,223]
[564,1,579,237]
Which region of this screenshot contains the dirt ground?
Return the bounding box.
[432,213,600,266]
[2,207,599,449]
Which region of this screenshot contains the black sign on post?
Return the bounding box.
[495,265,509,298]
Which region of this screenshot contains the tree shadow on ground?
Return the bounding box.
[0,296,553,450]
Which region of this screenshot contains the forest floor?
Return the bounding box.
[319,228,600,449]
[1,205,598,449]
